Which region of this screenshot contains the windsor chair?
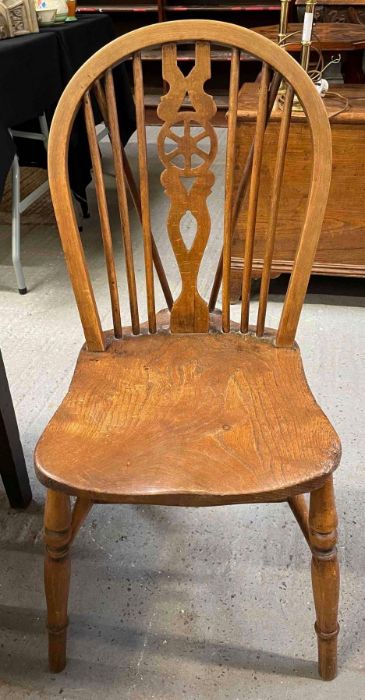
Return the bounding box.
[35,19,341,681]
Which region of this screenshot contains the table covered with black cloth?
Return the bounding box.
[0,15,136,211]
[0,32,62,198]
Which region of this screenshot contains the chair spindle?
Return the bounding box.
[240,63,270,333]
[93,80,173,313]
[121,152,173,312]
[105,70,140,335]
[133,52,156,334]
[256,83,294,336]
[83,91,123,338]
[222,48,240,333]
[209,70,281,313]
[93,79,108,123]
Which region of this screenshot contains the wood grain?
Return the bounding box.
[35,314,341,505]
[222,47,240,333]
[42,20,339,678]
[209,70,282,313]
[240,63,270,334]
[157,42,217,332]
[254,22,365,51]
[84,90,123,339]
[93,78,174,311]
[47,19,332,348]
[231,82,365,304]
[105,70,140,335]
[44,490,72,673]
[133,52,157,334]
[288,493,309,544]
[256,83,294,337]
[309,478,340,681]
[70,497,93,543]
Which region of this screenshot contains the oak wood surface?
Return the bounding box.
[254,22,365,50]
[84,90,123,338]
[157,41,218,333]
[46,19,332,349]
[209,70,282,312]
[222,46,240,332]
[240,63,270,333]
[104,70,140,334]
[70,497,93,543]
[44,490,72,673]
[256,84,294,336]
[309,478,340,681]
[288,493,310,544]
[35,314,341,505]
[134,52,157,334]
[296,0,365,5]
[230,82,365,299]
[237,82,365,122]
[39,20,341,679]
[93,77,174,311]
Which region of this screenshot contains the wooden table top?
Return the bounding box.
[296,0,365,4]
[253,23,365,50]
[237,82,365,123]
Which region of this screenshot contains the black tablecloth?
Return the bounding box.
[0,15,136,209]
[0,32,62,197]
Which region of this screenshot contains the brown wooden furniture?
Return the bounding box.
[297,0,365,25]
[36,20,341,680]
[253,20,365,48]
[254,21,365,81]
[296,0,365,79]
[229,82,365,298]
[77,1,292,120]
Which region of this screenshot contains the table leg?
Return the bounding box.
[0,351,31,508]
[11,155,27,295]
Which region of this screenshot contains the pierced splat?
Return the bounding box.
[157,42,218,333]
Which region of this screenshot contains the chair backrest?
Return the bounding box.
[48,19,332,351]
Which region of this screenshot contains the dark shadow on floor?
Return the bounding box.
[0,605,319,682]
[252,275,365,307]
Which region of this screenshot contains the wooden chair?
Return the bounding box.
[35,19,341,680]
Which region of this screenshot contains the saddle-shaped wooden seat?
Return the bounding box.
[35,320,340,505]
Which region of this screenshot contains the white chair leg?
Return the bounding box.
[11,155,27,295]
[39,113,49,150]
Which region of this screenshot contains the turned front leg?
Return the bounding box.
[44,489,72,673]
[309,477,340,681]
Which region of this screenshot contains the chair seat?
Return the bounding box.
[35,328,341,505]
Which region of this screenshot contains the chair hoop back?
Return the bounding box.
[47,20,332,350]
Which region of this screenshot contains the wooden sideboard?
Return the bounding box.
[296,0,365,25]
[253,22,365,82]
[230,82,365,300]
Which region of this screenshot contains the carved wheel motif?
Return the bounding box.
[159,118,216,178]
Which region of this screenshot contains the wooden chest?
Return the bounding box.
[230,82,365,300]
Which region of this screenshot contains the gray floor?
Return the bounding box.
[0,130,364,699]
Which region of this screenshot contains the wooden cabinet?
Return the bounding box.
[230,82,365,299]
[297,0,365,25]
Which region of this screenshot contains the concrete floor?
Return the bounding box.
[0,130,364,699]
